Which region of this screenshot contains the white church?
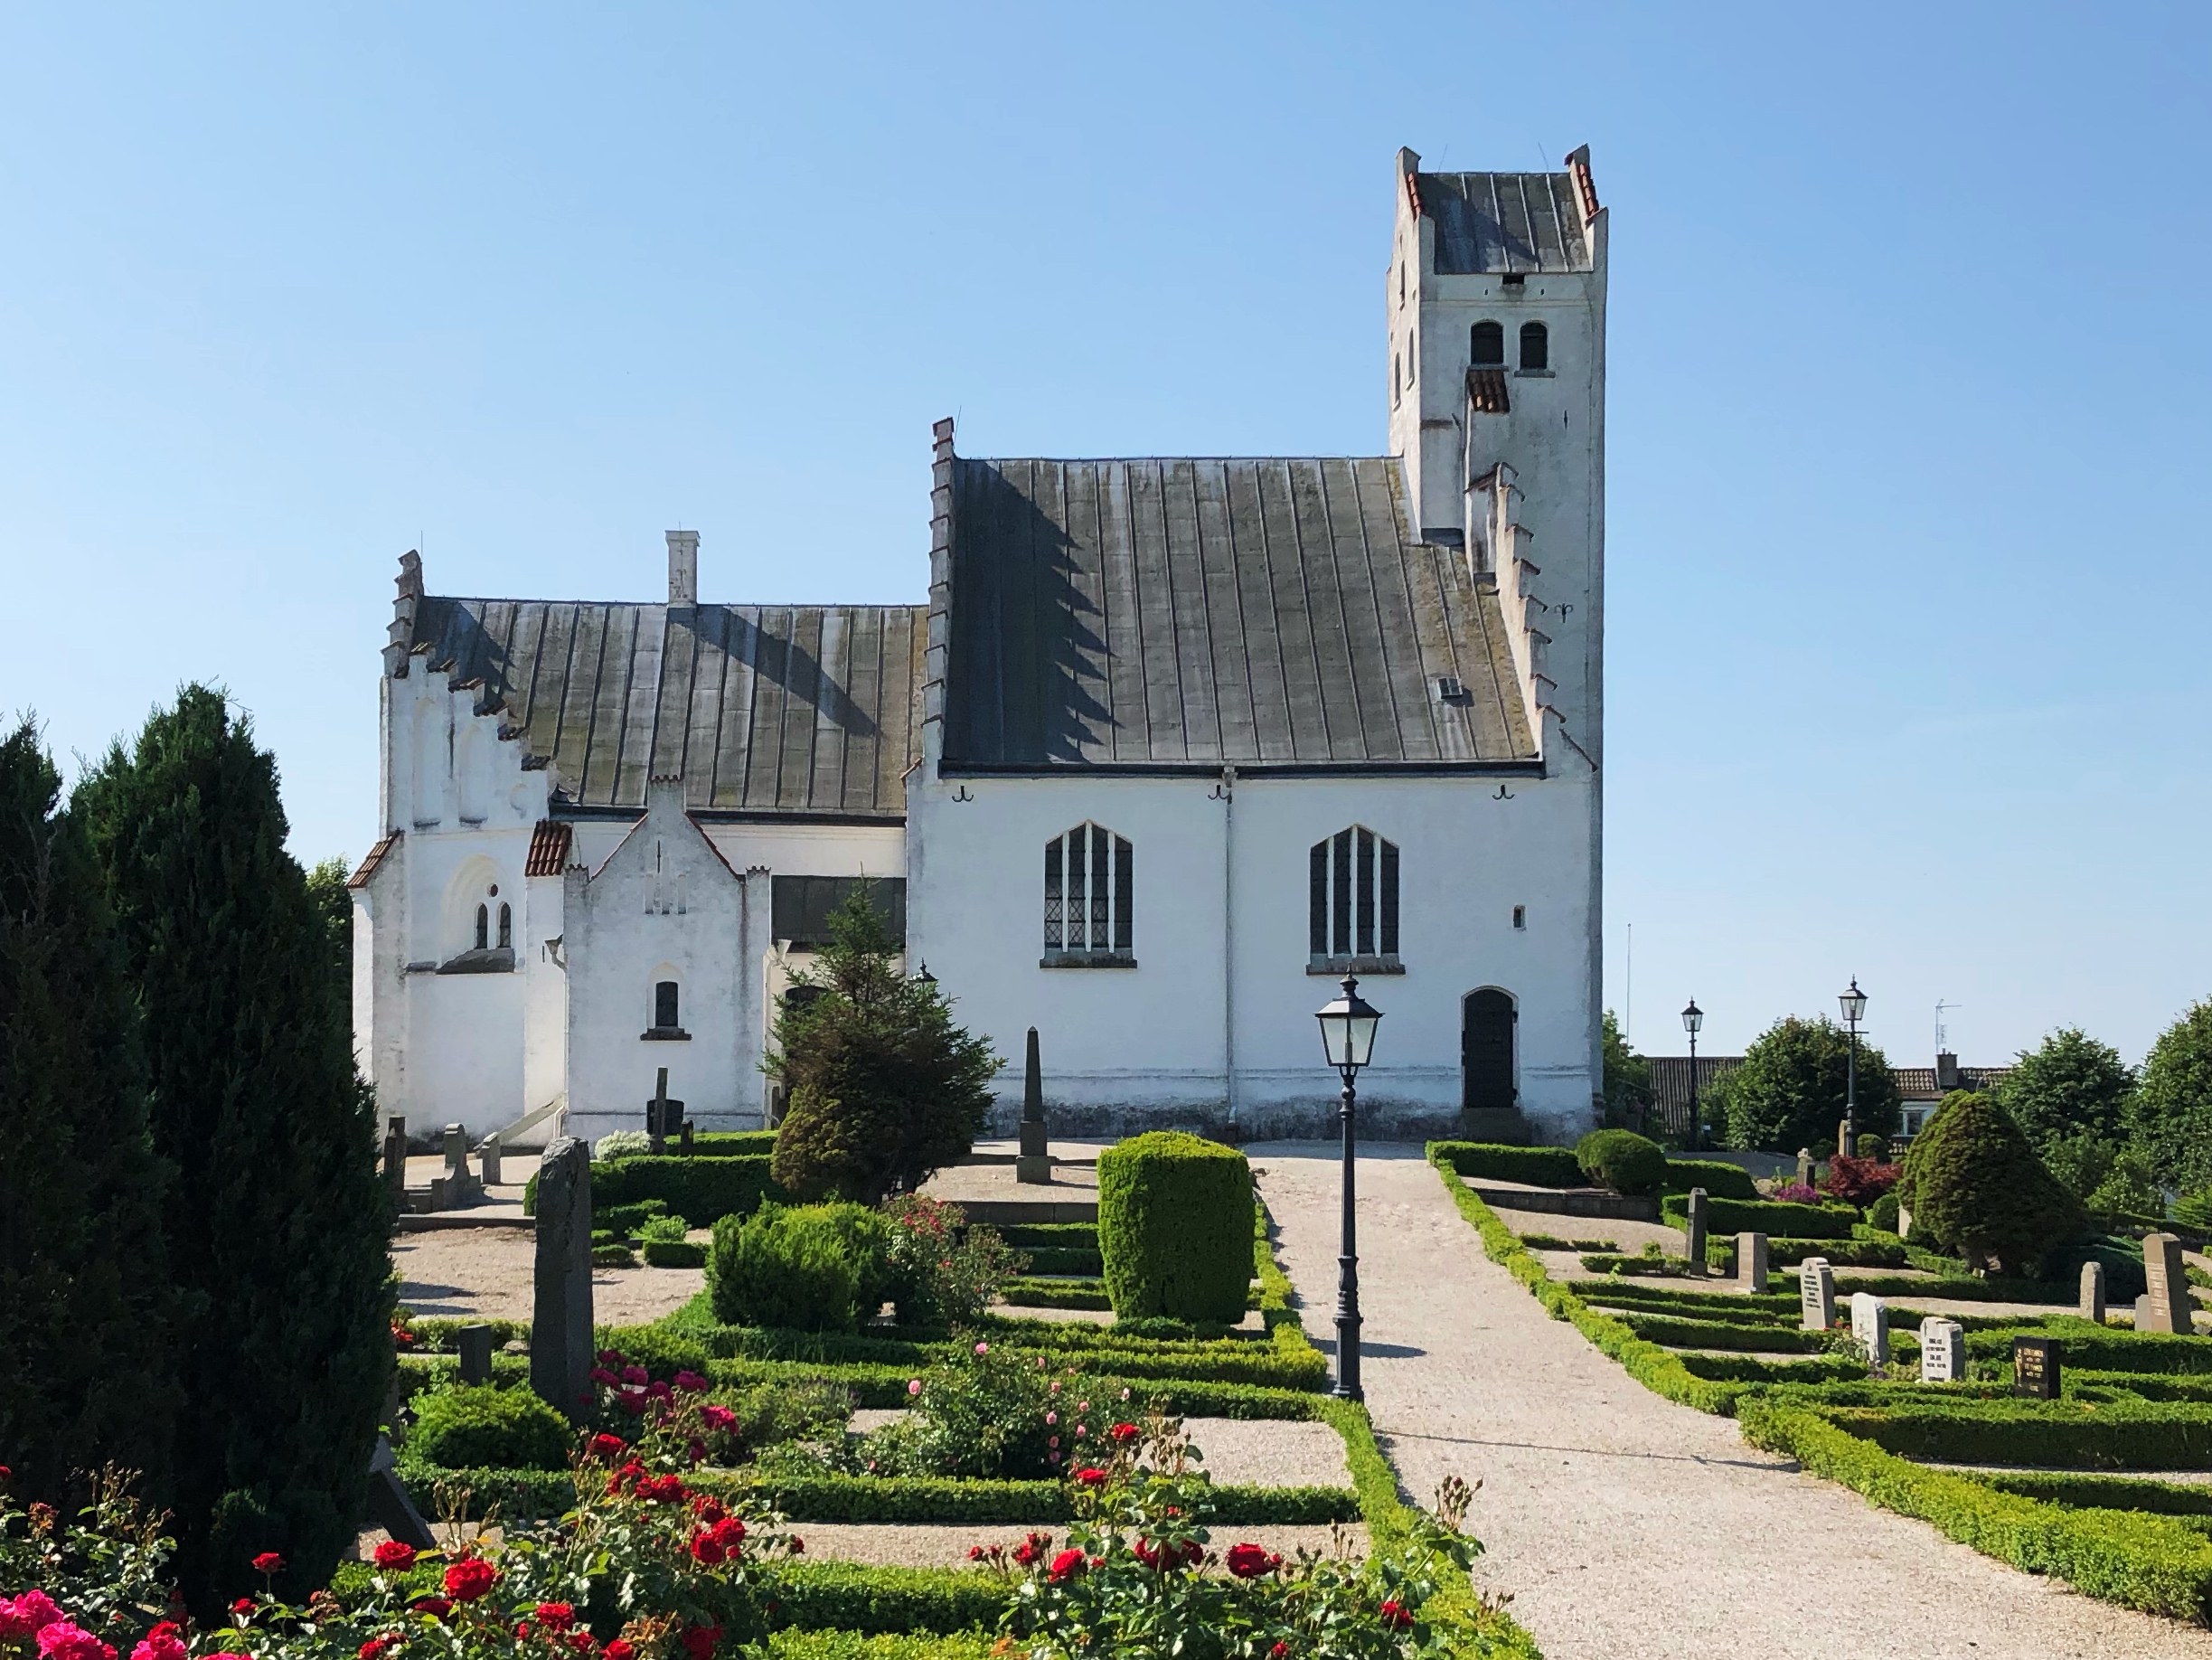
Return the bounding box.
[349,146,1609,1150]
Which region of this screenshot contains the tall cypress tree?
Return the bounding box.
[0,718,177,1504]
[74,687,391,1605]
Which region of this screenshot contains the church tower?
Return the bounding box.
[1385,146,1605,770]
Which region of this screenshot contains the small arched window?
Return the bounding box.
[497,902,513,951]
[1308,826,1399,970]
[1470,320,1504,366]
[655,980,680,1031]
[1044,823,1133,963]
[474,904,489,952]
[1520,321,1548,371]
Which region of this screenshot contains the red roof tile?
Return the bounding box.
[525,820,574,878]
[346,833,399,890]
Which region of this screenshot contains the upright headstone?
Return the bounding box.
[1798,1258,1836,1331]
[2079,1260,2107,1324]
[2012,1335,2061,1399]
[680,1120,694,1154]
[457,1323,494,1385]
[1896,1203,1913,1241]
[532,1136,596,1422]
[366,1433,438,1550]
[2140,1233,2194,1335]
[1850,1292,1889,1367]
[382,1116,409,1207]
[479,1133,503,1188]
[1737,1231,1768,1294]
[645,1068,684,1155]
[1682,1188,1708,1276]
[443,1123,468,1184]
[1795,1149,1813,1190]
[1838,1118,1858,1159]
[1919,1317,1966,1382]
[1016,1026,1051,1184]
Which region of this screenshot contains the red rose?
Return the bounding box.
[374,1541,418,1570]
[356,1637,400,1660]
[0,1467,10,1483]
[409,1598,453,1619]
[1270,1646,1290,1659]
[689,1532,725,1567]
[788,1535,804,1555]
[565,1633,598,1655]
[230,1600,257,1619]
[533,1605,575,1631]
[604,1644,635,1660]
[680,1626,720,1660]
[1226,1542,1281,1580]
[252,1552,286,1575]
[1049,1548,1087,1582]
[967,1545,984,1561]
[1072,1467,1108,1487]
[1379,1599,1414,1629]
[443,1558,499,1602]
[1107,1423,1140,1445]
[589,1434,626,1460]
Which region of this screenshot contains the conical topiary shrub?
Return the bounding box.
[1898,1090,2085,1277]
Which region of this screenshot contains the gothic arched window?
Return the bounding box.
[1470,320,1504,366]
[1044,823,1134,964]
[1520,321,1549,371]
[497,902,513,951]
[655,980,680,1030]
[1308,826,1400,972]
[474,903,490,952]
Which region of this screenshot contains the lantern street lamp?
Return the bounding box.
[1838,978,1868,1158]
[1314,974,1383,1402]
[1681,999,1704,1151]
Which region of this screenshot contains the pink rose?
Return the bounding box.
[38,1623,117,1660]
[0,1592,65,1638]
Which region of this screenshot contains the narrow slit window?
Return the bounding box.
[1043,837,1064,951]
[1355,830,1376,957]
[1308,842,1329,956]
[1520,321,1548,370]
[497,902,513,951]
[654,980,679,1030]
[474,903,489,952]
[1380,842,1400,955]
[1332,831,1352,956]
[1312,826,1401,967]
[1471,319,1504,366]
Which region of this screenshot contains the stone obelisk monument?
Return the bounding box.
[1015,1026,1050,1184]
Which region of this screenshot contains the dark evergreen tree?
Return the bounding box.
[305,855,354,1005]
[73,687,391,1607]
[1896,1090,2085,1277]
[1999,1027,2135,1151]
[0,718,177,1505]
[1717,1014,1900,1155]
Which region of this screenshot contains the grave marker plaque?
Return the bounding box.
[2141,1234,2193,1335]
[457,1323,494,1385]
[1799,1258,1836,1331]
[1683,1188,1708,1276]
[532,1136,595,1421]
[2079,1260,2106,1325]
[1737,1231,1768,1294]
[1850,1292,1889,1368]
[2012,1335,2061,1400]
[1920,1317,1966,1382]
[1795,1149,1813,1190]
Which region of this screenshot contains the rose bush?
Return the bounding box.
[878,1195,1027,1326]
[853,1344,1124,1481]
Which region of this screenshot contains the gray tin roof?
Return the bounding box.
[1418,172,1592,275]
[942,456,1537,771]
[406,598,927,818]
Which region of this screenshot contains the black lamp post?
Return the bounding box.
[1681,999,1704,1150]
[1314,974,1382,1402]
[1838,977,1868,1158]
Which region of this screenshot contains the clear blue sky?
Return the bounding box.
[5,4,2207,1065]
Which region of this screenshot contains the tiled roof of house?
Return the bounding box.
[941,455,1537,771]
[399,599,927,819]
[524,819,574,877]
[347,832,399,890]
[1416,172,1594,275]
[1892,1066,2014,1099]
[1645,1057,2014,1114]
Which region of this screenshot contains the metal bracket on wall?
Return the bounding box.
[949,785,974,802]
[1493,785,1515,800]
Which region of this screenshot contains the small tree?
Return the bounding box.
[1599,1011,1652,1127]
[2133,1000,2212,1191]
[73,686,391,1608]
[768,888,1002,1204]
[1719,1014,1900,1155]
[1897,1091,2084,1276]
[0,718,178,1506]
[2000,1028,2135,1151]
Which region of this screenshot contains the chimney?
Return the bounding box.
[666,530,699,608]
[1935,1052,1961,1090]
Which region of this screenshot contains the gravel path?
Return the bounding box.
[841,1414,1350,1490]
[1247,1141,2212,1660]
[393,1231,702,1325]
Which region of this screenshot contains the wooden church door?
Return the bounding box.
[1462,989,1516,1111]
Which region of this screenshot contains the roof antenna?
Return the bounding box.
[1935,999,1961,1054]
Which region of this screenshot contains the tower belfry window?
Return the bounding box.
[1471,320,1504,366]
[1520,321,1549,371]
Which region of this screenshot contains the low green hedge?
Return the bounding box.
[1099,1132,1253,1324]
[2073,1370,2212,1402]
[598,1154,790,1225]
[1673,1352,1865,1384]
[995,1222,1098,1249]
[1963,1322,2212,1374]
[644,1239,709,1269]
[396,1353,532,1403]
[1429,1141,1584,1188]
[1823,1398,2212,1470]
[1019,1245,1105,1276]
[689,1131,781,1157]
[1577,1252,1699,1278]
[761,1564,1010,1636]
[1661,1159,1761,1201]
[1705,1236,1907,1272]
[1738,1397,2212,1619]
[759,1631,997,1660]
[1975,1471,2212,1518]
[1828,1271,2073,1306]
[1562,1281,1798,1317]
[1660,1193,1859,1239]
[998,1278,1112,1310]
[1614,1314,1828,1353]
[408,1382,571,1469]
[403,1316,532,1352]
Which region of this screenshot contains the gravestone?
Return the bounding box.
[457,1323,494,1385]
[645,1068,685,1155]
[1682,1188,1708,1275]
[2012,1335,2061,1399]
[1838,1118,1857,1159]
[1016,1027,1051,1184]
[1737,1231,1768,1294]
[382,1116,409,1207]
[443,1122,468,1183]
[2079,1260,2106,1324]
[680,1121,694,1154]
[2140,1233,2193,1335]
[1850,1292,1889,1367]
[1920,1317,1966,1382]
[366,1433,437,1551]
[1798,1257,1836,1331]
[479,1134,502,1188]
[1795,1149,1813,1190]
[427,1176,449,1212]
[531,1136,596,1421]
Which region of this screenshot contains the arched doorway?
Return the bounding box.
[1463,989,1516,1112]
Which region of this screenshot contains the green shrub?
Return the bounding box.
[1575,1128,1667,1195]
[760,1633,998,1660]
[1018,1245,1104,1276]
[1661,1158,1761,1200]
[708,1202,884,1330]
[1705,1236,1906,1273]
[594,1324,712,1382]
[1821,1397,2212,1471]
[760,1563,1012,1636]
[1097,1132,1254,1323]
[1715,1014,1901,1153]
[408,1382,571,1470]
[996,1222,1098,1249]
[1899,1091,2085,1276]
[595,1154,790,1227]
[689,1131,781,1157]
[1962,1322,2212,1374]
[643,1240,708,1268]
[593,1242,636,1268]
[639,1213,691,1243]
[1429,1141,1584,1187]
[1868,1192,1900,1232]
[1001,1278,1112,1310]
[1660,1193,1858,1238]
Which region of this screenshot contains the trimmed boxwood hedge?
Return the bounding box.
[408,1382,571,1469]
[1019,1245,1105,1276]
[1705,1236,1907,1272]
[1976,1471,2212,1518]
[1429,1141,1584,1188]
[1098,1132,1254,1324]
[1614,1314,1829,1353]
[1821,1398,2212,1470]
[1963,1322,2212,1374]
[1661,1158,1761,1201]
[998,1278,1112,1310]
[643,1239,709,1268]
[1660,1193,1859,1239]
[759,1564,1012,1637]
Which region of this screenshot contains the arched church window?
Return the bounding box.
[1520,321,1548,371]
[1043,823,1134,965]
[1308,826,1399,971]
[497,902,513,951]
[655,980,680,1031]
[475,904,490,952]
[1470,320,1504,366]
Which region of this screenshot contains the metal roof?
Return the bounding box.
[1417,172,1592,275]
[941,456,1538,771]
[405,599,927,818]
